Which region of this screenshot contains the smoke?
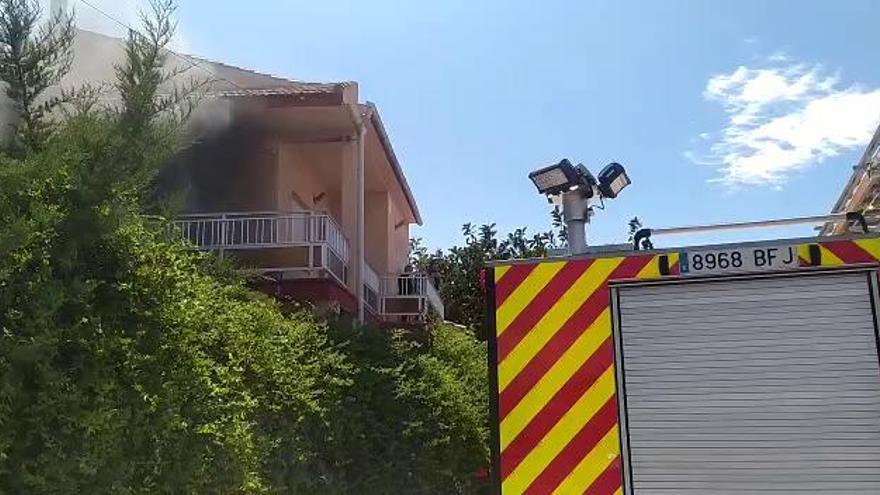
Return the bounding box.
[40,0,192,52]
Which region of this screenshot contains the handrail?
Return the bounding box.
[364,262,381,293]
[381,273,445,318]
[177,210,328,218]
[175,211,350,263]
[424,277,445,319]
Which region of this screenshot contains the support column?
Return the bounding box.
[355,125,366,324]
[340,142,359,290]
[340,132,366,323]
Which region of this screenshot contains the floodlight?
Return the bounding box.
[597,162,631,199]
[528,159,581,196]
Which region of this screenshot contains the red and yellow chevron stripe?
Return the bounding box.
[797,238,880,267]
[492,253,678,495]
[490,237,880,495]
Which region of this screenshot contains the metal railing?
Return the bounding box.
[175,212,446,321]
[364,262,382,313]
[381,274,445,319]
[175,211,349,263]
[424,278,445,319]
[175,211,350,284]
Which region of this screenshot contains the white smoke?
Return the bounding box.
[42,0,191,51]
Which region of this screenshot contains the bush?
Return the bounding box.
[0,117,352,494]
[320,322,490,495]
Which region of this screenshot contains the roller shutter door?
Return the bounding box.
[616,271,880,495]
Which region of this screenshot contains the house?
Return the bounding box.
[45,26,443,326]
[822,121,880,235]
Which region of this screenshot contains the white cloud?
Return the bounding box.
[695,59,880,186]
[768,51,790,63]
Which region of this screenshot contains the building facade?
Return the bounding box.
[823,121,880,235]
[49,29,443,325]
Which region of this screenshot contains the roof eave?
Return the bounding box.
[366,102,422,226]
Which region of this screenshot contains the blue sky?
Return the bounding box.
[74,0,880,250]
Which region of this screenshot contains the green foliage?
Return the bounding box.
[0,105,353,494]
[320,321,489,495]
[0,2,491,493]
[0,120,490,492]
[551,205,566,242]
[0,0,74,154]
[412,222,559,336]
[115,0,206,137]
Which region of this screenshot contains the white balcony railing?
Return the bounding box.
[175,211,350,284]
[364,262,382,313]
[176,211,349,261]
[381,274,445,320]
[175,212,445,322]
[424,278,445,319]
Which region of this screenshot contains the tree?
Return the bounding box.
[551,205,566,244]
[0,0,74,153]
[414,222,559,337]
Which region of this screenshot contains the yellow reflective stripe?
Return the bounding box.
[635,253,680,279]
[496,262,566,335]
[797,244,812,263]
[855,238,880,261]
[552,426,620,495]
[501,367,616,494]
[499,309,611,450]
[819,245,844,266]
[494,265,512,283]
[635,256,659,279]
[667,252,680,271]
[498,258,621,391]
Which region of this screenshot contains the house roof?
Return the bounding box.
[830,121,880,214]
[176,51,354,96]
[820,121,880,235]
[365,103,422,225]
[66,29,421,225]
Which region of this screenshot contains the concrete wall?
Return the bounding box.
[276,143,332,213]
[365,192,391,274]
[387,196,410,274]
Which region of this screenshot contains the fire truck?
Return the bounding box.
[485,214,880,495]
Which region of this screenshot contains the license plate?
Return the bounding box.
[680,245,799,276]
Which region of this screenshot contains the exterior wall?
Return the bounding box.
[340,142,358,292]
[276,142,335,213]
[366,191,391,274]
[387,196,411,274]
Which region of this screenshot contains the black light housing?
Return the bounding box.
[575,164,597,197]
[529,159,598,198]
[528,159,581,196]
[597,162,631,199]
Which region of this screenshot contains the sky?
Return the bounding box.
[66,0,880,251]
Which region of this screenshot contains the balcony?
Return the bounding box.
[175,211,349,285]
[377,272,445,323]
[175,211,444,324]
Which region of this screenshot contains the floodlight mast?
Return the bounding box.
[562,189,590,255]
[529,159,631,256]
